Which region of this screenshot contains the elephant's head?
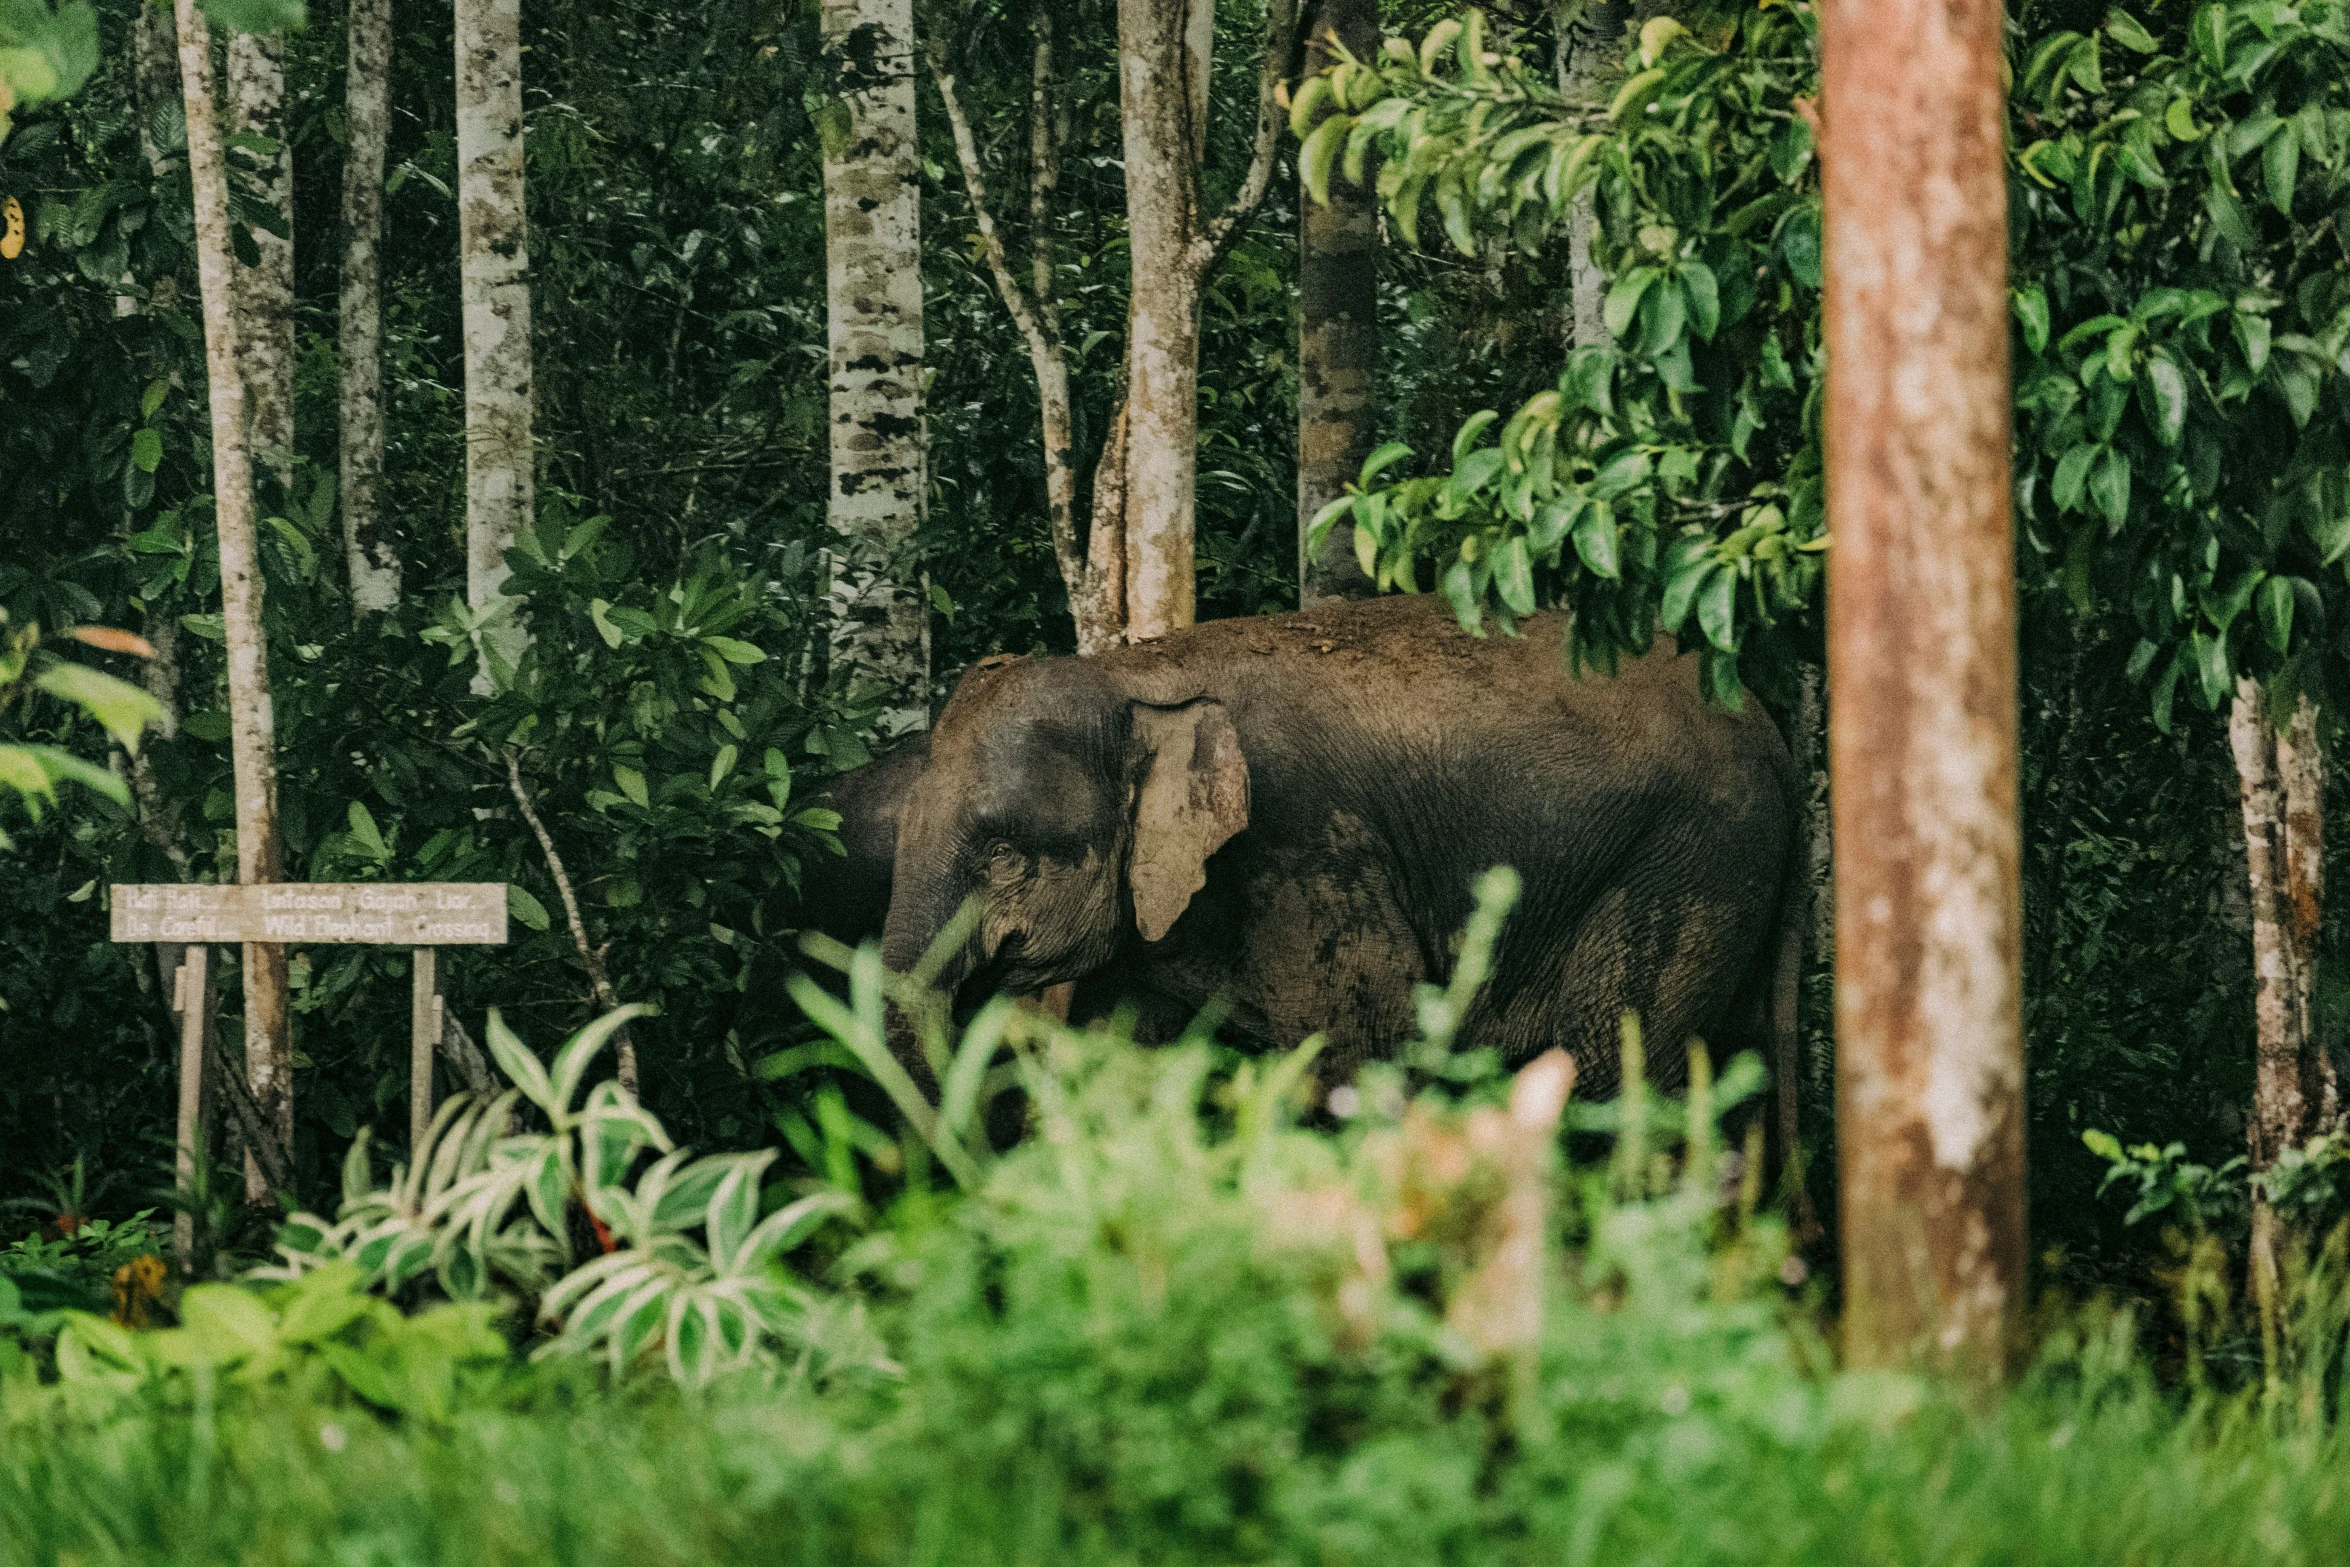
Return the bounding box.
[880,657,1250,1007]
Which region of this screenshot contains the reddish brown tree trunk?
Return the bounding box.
[1821,0,2025,1379]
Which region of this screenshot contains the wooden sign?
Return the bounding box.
[110,883,507,946]
[113,883,513,1242]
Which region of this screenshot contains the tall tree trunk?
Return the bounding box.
[821,0,929,733]
[2277,693,2336,1129]
[2232,684,2336,1173]
[1295,0,1377,604]
[1554,0,1626,350]
[175,0,293,1202]
[226,31,295,494]
[1116,0,1207,641]
[1821,0,2023,1379]
[341,0,400,615]
[1100,0,1297,644]
[456,0,535,685]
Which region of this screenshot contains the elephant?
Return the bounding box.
[799,733,932,949]
[880,594,1804,1096]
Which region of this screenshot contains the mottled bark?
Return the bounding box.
[175,0,293,1202]
[822,0,929,731]
[1554,0,1626,349]
[456,0,535,683]
[226,31,295,492]
[1117,0,1208,640]
[2277,693,2335,1129]
[1296,0,1378,603]
[2233,685,2301,1170]
[2233,686,2335,1173]
[1110,0,1297,643]
[1822,0,2024,1379]
[341,0,400,614]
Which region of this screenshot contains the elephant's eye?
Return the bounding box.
[984,840,1029,883]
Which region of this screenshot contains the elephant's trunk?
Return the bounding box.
[880,871,980,1090]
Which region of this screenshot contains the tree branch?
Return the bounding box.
[206,1018,292,1195]
[928,23,1089,621]
[504,748,639,1093]
[1196,0,1305,271]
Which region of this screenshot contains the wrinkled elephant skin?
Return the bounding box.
[881,596,1802,1094]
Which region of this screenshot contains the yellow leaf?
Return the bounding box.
[1,195,23,261]
[1638,15,1686,66]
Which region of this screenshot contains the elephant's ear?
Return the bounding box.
[1128,699,1250,942]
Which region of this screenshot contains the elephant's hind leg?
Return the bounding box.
[1477,880,1762,1099]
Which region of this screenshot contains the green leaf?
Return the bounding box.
[1360,441,1413,486]
[507,884,550,932]
[2204,177,2258,248]
[588,599,624,649]
[2053,443,2100,513]
[2191,630,2231,711]
[2191,2,2227,69]
[2151,648,2184,733]
[2089,445,2132,528]
[2308,508,2350,568]
[2257,575,2294,653]
[2105,10,2159,52]
[345,801,388,860]
[1449,409,1499,465]
[2012,287,2051,356]
[2234,312,2271,373]
[33,663,162,750]
[1607,67,1667,123]
[701,636,766,666]
[1494,536,1535,615]
[2264,123,2299,214]
[1299,113,1351,207]
[1696,567,1739,653]
[2140,352,2188,446]
[1679,263,1720,341]
[1639,277,1688,356]
[1571,506,1620,579]
[1603,269,1658,342]
[613,764,650,809]
[196,0,307,33]
[129,427,162,473]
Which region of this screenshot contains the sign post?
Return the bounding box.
[113,883,507,1252]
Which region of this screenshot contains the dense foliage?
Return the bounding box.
[9,985,2350,1563]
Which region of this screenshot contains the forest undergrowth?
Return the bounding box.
[5,882,2350,1565]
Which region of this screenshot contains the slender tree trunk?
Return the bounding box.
[1554,0,1625,350]
[175,0,293,1202]
[1822,0,2024,1379]
[1105,0,1296,643]
[2232,684,2336,1172]
[2277,693,2336,1129]
[821,0,929,732]
[1117,0,1207,641]
[342,0,400,615]
[1296,0,1378,603]
[456,0,535,685]
[226,31,295,494]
